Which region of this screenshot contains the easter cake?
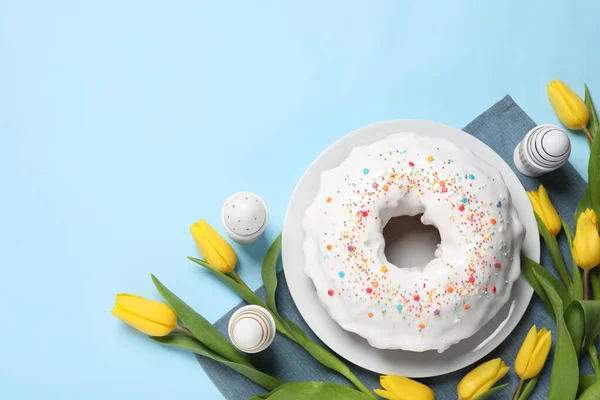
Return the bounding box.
[302,133,525,352]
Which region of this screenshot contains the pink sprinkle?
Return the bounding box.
[361,211,368,217]
[409,161,415,167]
[348,245,355,252]
[492,286,497,293]
[366,288,373,294]
[441,187,448,193]
[494,262,502,269]
[327,290,334,296]
[458,205,465,211]
[433,309,440,316]
[469,276,475,283]
[372,182,378,189]
[414,295,420,301]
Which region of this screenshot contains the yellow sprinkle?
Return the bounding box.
[427,156,434,162]
[380,266,388,273]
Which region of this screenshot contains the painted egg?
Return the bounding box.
[228,305,276,353]
[221,192,268,244]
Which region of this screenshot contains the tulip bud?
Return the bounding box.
[112,294,177,336]
[374,375,435,400]
[514,325,552,379]
[457,358,509,400]
[190,219,237,273]
[526,185,561,236]
[573,209,600,270]
[547,79,590,130]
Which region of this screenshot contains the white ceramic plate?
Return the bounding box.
[282,120,539,377]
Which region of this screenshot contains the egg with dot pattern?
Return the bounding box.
[221,192,268,243]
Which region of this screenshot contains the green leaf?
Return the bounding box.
[533,268,579,400]
[522,257,555,320]
[262,234,282,313]
[471,384,508,400]
[577,378,600,400]
[152,333,282,390]
[576,188,593,226]
[578,374,596,396]
[150,274,252,367]
[587,118,600,219]
[566,301,586,358]
[592,266,600,302]
[563,218,584,301]
[518,376,540,400]
[535,213,573,296]
[248,382,374,400]
[282,318,310,340]
[188,257,266,307]
[585,83,599,139]
[565,300,600,356]
[522,256,570,316]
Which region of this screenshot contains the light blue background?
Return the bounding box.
[1,1,598,399]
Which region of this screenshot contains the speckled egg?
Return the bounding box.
[221,192,268,244]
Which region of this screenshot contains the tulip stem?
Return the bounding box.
[177,325,194,337]
[583,127,593,145]
[228,271,251,291]
[512,378,525,400]
[584,269,590,300]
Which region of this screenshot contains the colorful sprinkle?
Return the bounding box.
[409,161,415,167]
[326,245,332,251]
[327,290,334,296]
[446,287,454,293]
[414,295,420,301]
[490,218,497,225]
[458,205,465,212]
[372,182,379,189]
[468,174,475,180]
[441,186,448,193]
[497,201,502,207]
[462,197,468,203]
[495,262,502,269]
[366,288,373,294]
[363,168,369,174]
[368,312,374,318]
[372,281,379,288]
[464,304,471,310]
[433,309,440,316]
[396,305,403,311]
[469,275,475,283]
[380,266,388,273]
[491,286,497,293]
[427,156,434,162]
[418,323,425,329]
[338,271,345,278]
[326,197,332,203]
[382,185,389,191]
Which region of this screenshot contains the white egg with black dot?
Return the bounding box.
[221,192,268,244]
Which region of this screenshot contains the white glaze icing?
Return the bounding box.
[302,133,525,352]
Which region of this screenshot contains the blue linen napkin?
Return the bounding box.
[197,95,589,400]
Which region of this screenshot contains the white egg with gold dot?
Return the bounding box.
[221,192,268,244]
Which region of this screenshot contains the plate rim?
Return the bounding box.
[282,119,539,377]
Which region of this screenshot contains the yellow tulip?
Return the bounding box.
[374,375,434,400]
[573,209,600,269]
[457,358,509,400]
[112,294,177,336]
[190,219,237,273]
[514,325,552,379]
[526,185,561,236]
[547,79,590,130]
